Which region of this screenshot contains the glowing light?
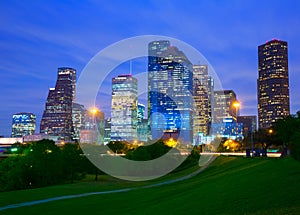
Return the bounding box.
[11,148,18,152]
[89,107,99,115]
[232,101,240,108]
[268,129,273,134]
[46,149,52,153]
[165,138,177,147]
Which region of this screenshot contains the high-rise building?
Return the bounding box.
[11,113,36,137]
[40,67,76,141]
[104,118,111,144]
[237,115,257,137]
[208,76,214,123]
[111,74,138,141]
[148,41,193,143]
[72,103,86,141]
[193,65,212,136]
[213,90,239,123]
[257,39,290,129]
[137,103,145,123]
[80,108,104,144]
[137,104,148,142]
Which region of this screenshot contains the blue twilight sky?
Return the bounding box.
[1,0,300,137]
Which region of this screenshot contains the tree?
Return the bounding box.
[274,112,300,159]
[125,140,171,161]
[61,143,85,183]
[25,139,63,187]
[290,131,300,161]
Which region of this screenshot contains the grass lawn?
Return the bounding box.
[1,156,300,214]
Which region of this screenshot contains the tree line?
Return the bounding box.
[0,139,200,191]
[0,139,99,191]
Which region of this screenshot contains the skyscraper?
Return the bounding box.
[258,39,290,129]
[148,41,193,142]
[193,65,212,136]
[104,118,111,144]
[40,67,76,141]
[213,90,239,123]
[137,103,147,142]
[137,103,145,123]
[111,74,138,141]
[72,103,86,141]
[80,108,104,144]
[11,113,36,137]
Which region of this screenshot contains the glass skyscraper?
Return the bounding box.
[257,39,290,129]
[11,112,36,137]
[40,67,76,141]
[111,74,138,141]
[137,103,145,123]
[148,40,193,143]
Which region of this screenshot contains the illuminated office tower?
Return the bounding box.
[148,40,193,142]
[72,103,86,141]
[208,76,214,124]
[80,108,104,144]
[104,118,111,144]
[11,113,36,137]
[137,103,148,142]
[193,65,211,136]
[213,90,239,123]
[137,103,145,123]
[111,74,138,141]
[258,39,290,129]
[40,67,76,141]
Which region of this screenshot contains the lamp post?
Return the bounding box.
[250,124,254,157]
[89,107,99,143]
[232,101,240,140]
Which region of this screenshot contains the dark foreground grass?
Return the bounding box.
[1,156,300,214]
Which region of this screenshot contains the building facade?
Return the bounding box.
[104,118,111,144]
[111,74,138,141]
[148,40,193,143]
[257,39,290,129]
[212,118,243,140]
[11,113,36,137]
[237,115,257,137]
[137,103,145,122]
[137,103,148,142]
[213,90,239,123]
[72,103,86,142]
[193,65,212,137]
[79,108,104,144]
[40,67,76,141]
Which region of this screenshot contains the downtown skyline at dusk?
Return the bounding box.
[1,0,300,136]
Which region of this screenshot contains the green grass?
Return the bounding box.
[1,156,300,214]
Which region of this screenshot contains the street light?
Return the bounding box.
[268,129,273,134]
[89,107,99,144]
[89,107,99,115]
[232,101,240,139]
[232,101,240,115]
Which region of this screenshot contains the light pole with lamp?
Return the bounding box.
[232,101,240,140]
[89,107,99,144]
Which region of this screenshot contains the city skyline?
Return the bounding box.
[1,1,300,136]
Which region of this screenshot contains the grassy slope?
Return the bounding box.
[1,156,300,215]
